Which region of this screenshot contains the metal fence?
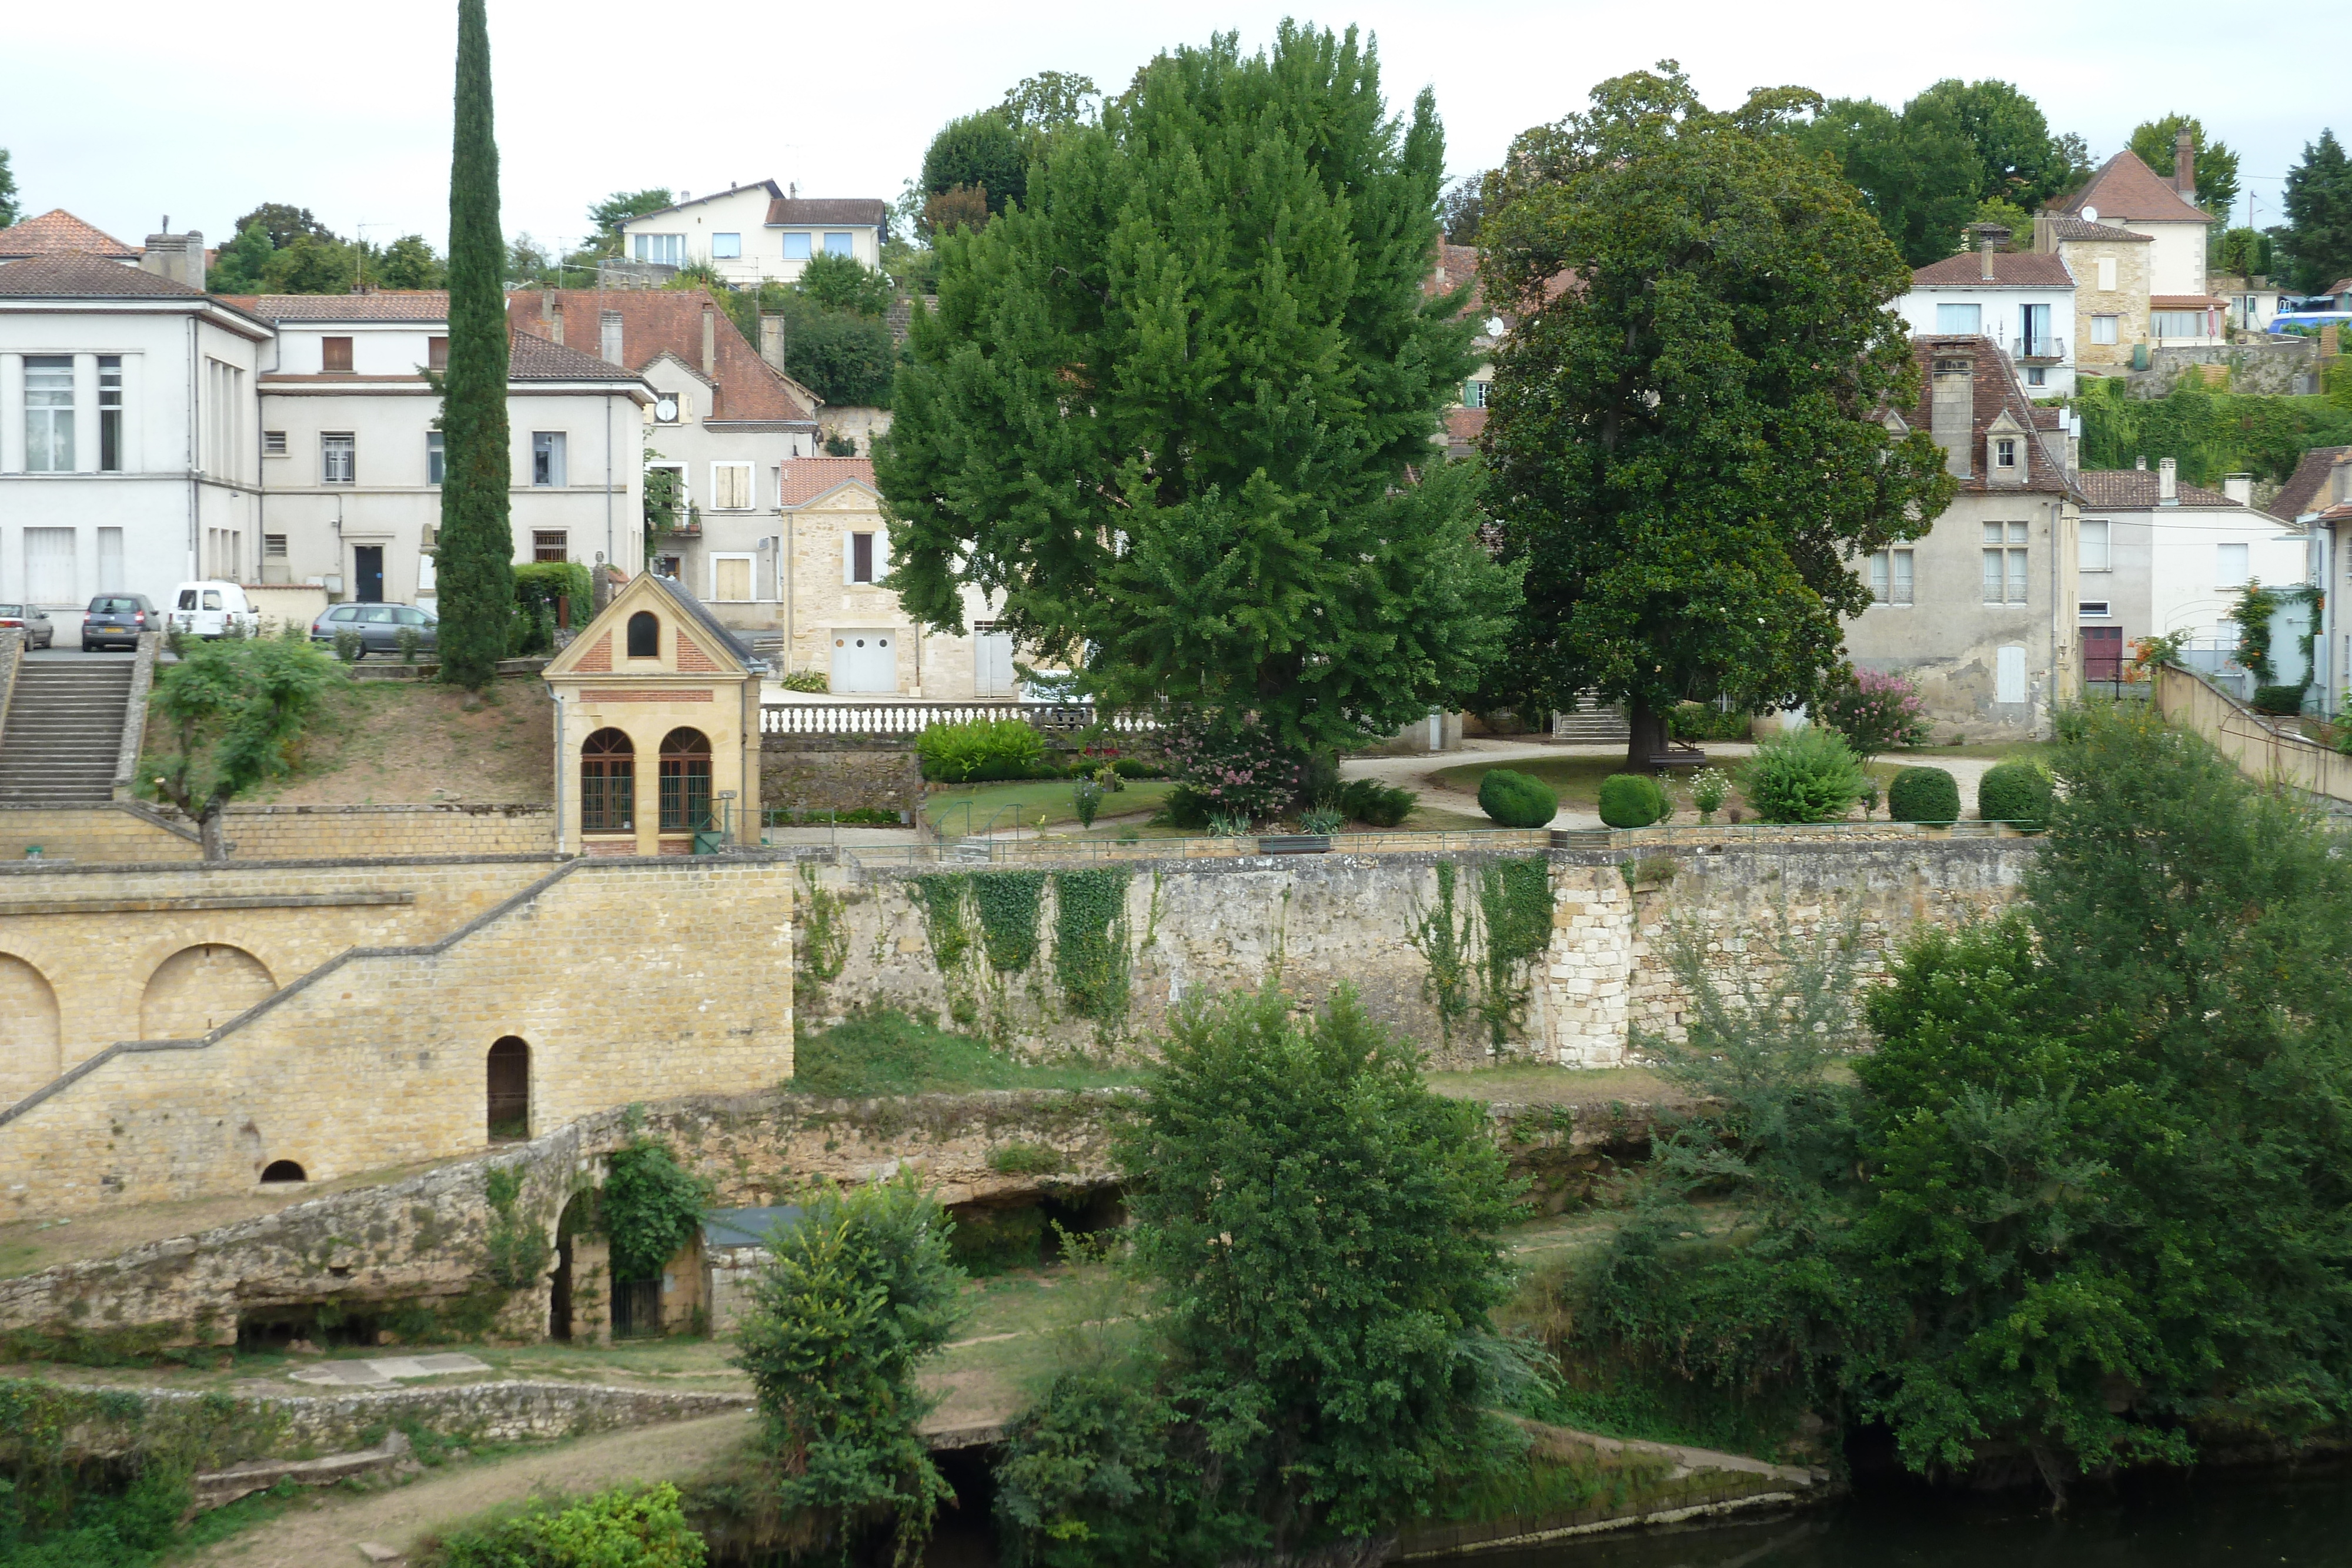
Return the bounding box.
[760,701,1162,738]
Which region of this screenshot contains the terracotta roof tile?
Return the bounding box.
[2150,295,2227,309]
[1905,335,2079,498]
[776,457,877,506]
[2077,470,2244,509]
[1445,406,1488,453]
[0,252,202,297]
[508,289,816,424]
[764,198,889,228]
[1910,252,2075,287]
[2274,446,2352,519]
[238,292,450,321]
[2052,150,2214,225]
[507,329,647,382]
[0,209,141,260]
[2042,216,2151,243]
[625,182,784,225]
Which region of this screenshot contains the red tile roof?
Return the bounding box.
[764,198,889,228]
[0,209,141,260]
[2052,151,2213,225]
[233,292,451,321]
[2077,470,2245,509]
[2274,446,2352,519]
[507,329,649,382]
[1445,406,1488,454]
[1904,335,2078,497]
[626,182,784,224]
[776,457,877,506]
[2040,216,2151,243]
[0,252,202,297]
[508,289,816,424]
[1910,252,2075,287]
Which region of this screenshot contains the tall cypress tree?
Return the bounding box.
[436,0,512,690]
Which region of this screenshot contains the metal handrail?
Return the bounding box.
[759,701,1164,738]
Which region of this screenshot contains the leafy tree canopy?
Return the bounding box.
[233,200,338,250]
[203,222,274,293]
[883,24,1519,755]
[2128,113,2240,220]
[0,149,18,229]
[1440,175,1484,243]
[797,249,894,317]
[377,233,445,290]
[1000,70,1098,129]
[1912,77,2077,208]
[920,110,1028,215]
[587,186,674,250]
[1481,63,1956,770]
[144,634,343,861]
[2281,128,2352,293]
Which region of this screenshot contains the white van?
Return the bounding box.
[168,581,261,639]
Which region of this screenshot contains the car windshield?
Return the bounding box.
[91,597,138,612]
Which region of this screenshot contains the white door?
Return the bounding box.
[1995,645,2027,705]
[831,629,898,693]
[974,626,1015,696]
[24,529,75,606]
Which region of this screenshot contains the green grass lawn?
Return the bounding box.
[788,1012,1142,1097]
[1431,756,1626,812]
[926,779,1174,834]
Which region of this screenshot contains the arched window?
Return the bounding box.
[659,727,713,831]
[488,1037,530,1141]
[626,610,660,658]
[260,1159,306,1183]
[580,728,634,833]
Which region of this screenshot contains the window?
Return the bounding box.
[1982,520,2029,603]
[713,555,753,600]
[1995,437,2018,470]
[2152,310,2206,339]
[2026,366,2046,387]
[2080,518,2111,571]
[782,231,812,260]
[532,431,566,487]
[426,430,445,484]
[1996,644,2027,705]
[2091,314,2119,345]
[1868,549,1914,604]
[2096,258,2117,292]
[24,529,74,601]
[580,728,634,833]
[823,232,854,256]
[427,336,449,372]
[633,233,683,265]
[2079,600,2112,618]
[25,357,73,472]
[321,336,353,373]
[321,433,355,485]
[848,531,876,584]
[626,610,660,658]
[2019,302,2052,357]
[2217,541,2250,588]
[658,727,714,831]
[206,359,242,477]
[711,463,752,510]
[533,530,567,563]
[264,430,288,456]
[1462,378,1488,409]
[98,356,122,472]
[264,534,287,560]
[1936,303,1983,334]
[711,232,741,259]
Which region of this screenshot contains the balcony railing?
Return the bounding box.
[760,701,1164,737]
[2016,336,2067,363]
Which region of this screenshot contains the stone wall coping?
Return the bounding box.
[109,635,160,801]
[0,850,566,879]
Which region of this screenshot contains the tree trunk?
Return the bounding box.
[1625,697,1669,774]
[198,804,227,862]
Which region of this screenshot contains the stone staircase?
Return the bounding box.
[1551,696,1631,745]
[0,661,135,806]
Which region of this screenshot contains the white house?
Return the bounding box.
[2046,138,2223,347]
[1900,228,2077,396]
[2278,446,2352,711]
[0,252,273,612]
[619,184,888,289]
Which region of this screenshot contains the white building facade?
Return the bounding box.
[1899,236,2078,396]
[620,185,887,289]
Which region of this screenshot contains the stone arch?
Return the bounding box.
[139,944,277,1040]
[658,727,713,833]
[0,953,62,1104]
[259,1159,306,1183]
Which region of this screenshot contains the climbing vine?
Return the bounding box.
[603,1136,714,1284]
[1475,859,1553,1048]
[481,1165,547,1290]
[798,862,849,985]
[971,871,1046,973]
[1406,861,1475,1048]
[1051,868,1133,1023]
[911,872,974,971]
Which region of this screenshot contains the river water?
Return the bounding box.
[1461,1469,2352,1568]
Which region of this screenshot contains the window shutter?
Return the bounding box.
[844,533,856,585]
[874,527,890,579]
[1996,646,2027,704]
[2097,258,2117,292]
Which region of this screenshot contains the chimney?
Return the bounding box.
[2175,131,2196,203]
[2159,457,2179,505]
[2333,455,2352,507]
[701,305,717,376]
[2223,472,2253,507]
[759,313,789,375]
[600,309,624,366]
[139,227,203,288]
[1971,222,2010,280]
[1930,353,1975,479]
[2136,456,2147,470]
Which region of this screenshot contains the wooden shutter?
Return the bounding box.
[715,557,751,600]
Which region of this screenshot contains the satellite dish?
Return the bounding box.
[1484,316,1506,337]
[654,394,679,423]
[2082,206,2099,226]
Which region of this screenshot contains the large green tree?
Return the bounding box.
[0,149,18,229]
[881,25,1518,757]
[232,201,338,250]
[2281,128,2352,293]
[1481,65,1957,771]
[1798,93,1983,265]
[919,110,1029,219]
[2128,113,2240,220]
[146,636,343,861]
[435,0,514,690]
[586,187,673,255]
[1913,78,2076,209]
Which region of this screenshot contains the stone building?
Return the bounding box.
[543,572,764,855]
[2032,214,2154,374]
[2043,138,2221,352]
[1900,228,2076,396]
[1844,335,2084,737]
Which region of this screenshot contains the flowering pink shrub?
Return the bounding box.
[1817,670,1930,760]
[1162,711,1308,823]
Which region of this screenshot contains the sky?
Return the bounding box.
[4,0,2337,255]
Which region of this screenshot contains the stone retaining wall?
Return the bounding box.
[0,803,553,865]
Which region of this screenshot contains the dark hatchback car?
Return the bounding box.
[0,604,56,648]
[81,594,156,651]
[310,602,439,658]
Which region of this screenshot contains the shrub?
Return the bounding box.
[1977,760,2054,825]
[603,1138,714,1285]
[1071,780,1105,828]
[1338,778,1416,828]
[1596,773,1667,828]
[1886,765,1960,823]
[1158,784,1214,831]
[1816,670,1930,760]
[1739,727,1867,823]
[1110,757,1161,780]
[1688,768,1732,821]
[917,717,1047,782]
[333,626,363,664]
[1299,806,1344,835]
[778,669,829,694]
[1479,769,1560,828]
[2253,683,2308,716]
[436,1483,707,1567]
[1669,701,1752,742]
[1162,714,1308,821]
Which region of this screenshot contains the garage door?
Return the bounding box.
[831,629,898,693]
[24,529,75,606]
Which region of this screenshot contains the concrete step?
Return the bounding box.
[0,660,138,807]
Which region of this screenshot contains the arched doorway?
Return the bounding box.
[140,944,276,1039]
[658,727,713,840]
[0,954,61,1105]
[551,1191,592,1340]
[487,1037,530,1142]
[259,1159,306,1183]
[580,727,635,834]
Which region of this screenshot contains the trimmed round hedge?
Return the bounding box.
[1478,769,1561,828]
[1597,773,1668,828]
[1977,761,2054,826]
[1886,765,1961,824]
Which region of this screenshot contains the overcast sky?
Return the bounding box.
[5,0,2334,254]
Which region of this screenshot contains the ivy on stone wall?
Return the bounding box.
[799,863,850,985]
[972,871,1046,973]
[1408,861,1475,1048]
[480,1165,547,1290]
[603,1136,715,1284]
[1051,868,1133,1024]
[911,872,974,971]
[1476,860,1555,1048]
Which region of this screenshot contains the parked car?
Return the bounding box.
[310,602,439,659]
[0,603,56,649]
[168,581,260,640]
[78,594,154,651]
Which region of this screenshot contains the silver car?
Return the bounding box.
[310,602,439,658]
[0,603,56,649]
